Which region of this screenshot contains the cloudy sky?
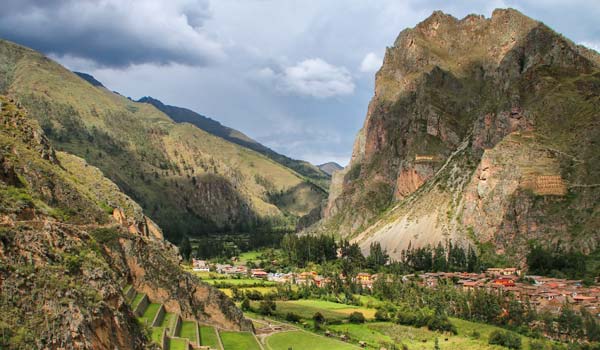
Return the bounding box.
[1,1,599,166]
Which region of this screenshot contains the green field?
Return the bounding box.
[131,293,145,309]
[200,325,221,349]
[220,286,278,297]
[167,337,188,350]
[151,327,164,344]
[160,312,176,328]
[220,331,261,350]
[205,278,276,286]
[266,330,358,350]
[237,251,262,265]
[180,321,198,344]
[142,303,161,323]
[327,319,531,350]
[255,300,376,322]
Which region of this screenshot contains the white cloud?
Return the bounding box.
[0,0,224,67]
[360,52,383,73]
[256,58,355,98]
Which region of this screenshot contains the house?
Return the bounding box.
[486,267,521,277]
[192,259,210,272]
[251,269,268,279]
[493,278,516,287]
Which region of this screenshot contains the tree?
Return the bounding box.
[313,312,325,330]
[557,304,583,340]
[258,299,276,316]
[488,330,521,349]
[240,298,251,312]
[348,312,366,324]
[367,242,389,270]
[179,236,192,261]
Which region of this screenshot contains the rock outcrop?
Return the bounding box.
[317,9,600,262]
[0,97,250,349]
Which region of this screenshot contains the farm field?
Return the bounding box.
[167,337,188,350]
[327,319,533,350]
[180,321,197,343]
[200,325,221,349]
[220,286,278,297]
[220,331,261,350]
[252,299,377,322]
[265,330,358,350]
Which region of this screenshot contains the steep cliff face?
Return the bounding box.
[0,40,325,240]
[0,97,250,349]
[320,9,600,261]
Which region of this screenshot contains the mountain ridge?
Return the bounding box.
[137,95,331,190]
[0,38,326,241]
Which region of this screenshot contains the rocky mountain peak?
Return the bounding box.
[318,9,600,263]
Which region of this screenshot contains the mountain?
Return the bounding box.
[0,96,250,348]
[317,9,600,263]
[317,162,343,176]
[74,71,105,88]
[0,39,326,242]
[137,96,331,190]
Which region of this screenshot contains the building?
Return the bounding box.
[192,259,210,272]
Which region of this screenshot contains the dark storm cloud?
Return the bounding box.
[0,0,224,67]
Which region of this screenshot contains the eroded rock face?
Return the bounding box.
[319,9,600,260]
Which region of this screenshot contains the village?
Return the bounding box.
[192,259,600,319]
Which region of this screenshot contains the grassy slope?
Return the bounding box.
[0,38,325,240]
[137,96,331,189]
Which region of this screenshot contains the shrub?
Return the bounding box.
[313,312,325,330]
[471,331,481,339]
[285,312,301,323]
[427,313,457,334]
[90,227,120,244]
[488,330,521,349]
[258,299,276,316]
[240,298,251,311]
[348,312,366,324]
[375,308,390,321]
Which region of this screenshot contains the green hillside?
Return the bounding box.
[0,39,326,241]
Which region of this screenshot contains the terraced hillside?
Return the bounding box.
[0,39,326,241]
[0,96,250,349]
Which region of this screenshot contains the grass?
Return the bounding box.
[160,312,176,328]
[200,325,221,349]
[180,321,198,345]
[150,327,164,344]
[237,251,262,265]
[266,300,377,321]
[326,319,533,350]
[167,337,188,350]
[220,286,277,297]
[205,278,276,286]
[220,331,261,350]
[266,330,358,350]
[142,303,161,323]
[131,292,145,309]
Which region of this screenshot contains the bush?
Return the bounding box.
[348,312,366,324]
[427,313,457,334]
[90,227,120,244]
[471,331,481,339]
[313,312,325,330]
[240,298,251,312]
[375,308,390,321]
[285,312,301,323]
[488,330,521,349]
[258,300,276,316]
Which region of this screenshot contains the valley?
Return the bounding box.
[0,4,599,350]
